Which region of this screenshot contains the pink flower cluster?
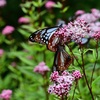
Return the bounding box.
[77,13,97,23]
[75,10,85,16]
[55,9,100,41]
[55,19,90,44]
[91,9,100,19]
[0,89,12,100]
[75,9,100,40]
[55,8,100,42]
[45,0,55,9]
[66,19,90,44]
[92,31,100,40]
[0,0,6,7]
[48,70,82,96]
[2,25,15,35]
[72,70,82,80]
[89,22,100,39]
[76,9,100,23]
[34,62,50,75]
[18,17,30,24]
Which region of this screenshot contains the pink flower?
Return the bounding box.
[45,1,55,9]
[2,25,15,35]
[0,89,12,100]
[72,70,82,80]
[48,84,55,94]
[50,71,59,81]
[65,19,90,44]
[91,8,100,19]
[75,10,85,16]
[54,25,71,44]
[61,71,69,76]
[77,13,98,23]
[0,0,6,7]
[54,19,90,44]
[34,62,50,75]
[0,49,4,57]
[48,71,75,96]
[92,31,100,40]
[89,22,100,38]
[90,22,100,32]
[18,17,30,24]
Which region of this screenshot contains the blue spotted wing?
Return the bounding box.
[29,26,61,52]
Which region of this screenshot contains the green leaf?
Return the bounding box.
[92,49,96,60]
[20,2,31,8]
[4,39,14,44]
[92,76,100,86]
[18,56,34,65]
[21,43,33,53]
[53,2,62,8]
[32,0,45,7]
[18,28,30,37]
[84,48,93,54]
[32,1,39,7]
[21,7,28,13]
[21,25,35,32]
[32,44,46,52]
[17,66,34,77]
[92,76,100,93]
[7,51,24,57]
[0,77,4,89]
[0,34,5,43]
[60,6,69,13]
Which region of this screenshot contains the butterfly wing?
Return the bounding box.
[29,26,61,52]
[29,26,59,44]
[53,45,72,72]
[47,33,61,52]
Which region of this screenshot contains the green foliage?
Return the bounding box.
[0,0,100,100]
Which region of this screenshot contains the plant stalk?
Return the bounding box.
[72,81,77,100]
[90,40,98,86]
[80,46,94,100]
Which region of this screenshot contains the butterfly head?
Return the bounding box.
[29,34,36,42]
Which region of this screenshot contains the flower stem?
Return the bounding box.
[61,95,64,100]
[80,46,94,100]
[43,49,49,100]
[67,45,94,99]
[43,75,49,100]
[72,81,77,100]
[67,44,81,66]
[90,40,98,86]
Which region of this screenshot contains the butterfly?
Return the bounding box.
[52,45,72,72]
[29,26,62,52]
[29,25,72,72]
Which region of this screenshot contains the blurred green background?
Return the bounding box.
[0,0,100,100]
